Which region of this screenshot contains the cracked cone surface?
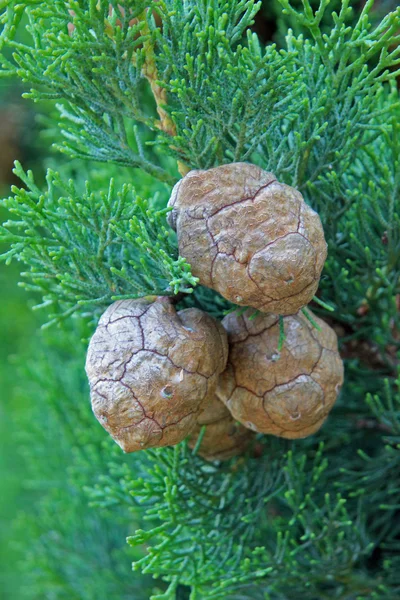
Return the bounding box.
[168,162,327,315]
[217,309,344,439]
[85,297,228,452]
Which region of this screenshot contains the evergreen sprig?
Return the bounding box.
[152,0,299,169]
[0,162,197,326]
[319,105,400,353]
[85,440,378,600]
[1,1,175,182]
[1,1,400,598]
[340,371,400,542]
[9,324,154,600]
[151,0,400,183]
[10,316,400,600]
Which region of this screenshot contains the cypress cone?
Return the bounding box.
[188,394,253,461]
[168,162,327,315]
[85,297,228,452]
[217,309,344,439]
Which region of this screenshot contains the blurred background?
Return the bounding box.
[0,79,40,596]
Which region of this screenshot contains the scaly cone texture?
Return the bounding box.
[85,297,228,452]
[217,310,344,439]
[188,394,253,461]
[168,163,327,315]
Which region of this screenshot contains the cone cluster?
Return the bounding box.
[86,163,344,461]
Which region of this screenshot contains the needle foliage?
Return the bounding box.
[1,1,400,598]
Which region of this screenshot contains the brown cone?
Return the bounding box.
[188,394,253,461]
[85,297,228,452]
[168,163,327,315]
[217,309,344,439]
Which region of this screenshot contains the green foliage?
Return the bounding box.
[7,323,154,599]
[0,161,197,325]
[88,438,381,600]
[153,0,299,167]
[341,371,400,542]
[2,0,399,337]
[153,0,400,181]
[1,1,174,181]
[6,320,400,599]
[0,221,39,599]
[1,0,400,599]
[320,106,400,352]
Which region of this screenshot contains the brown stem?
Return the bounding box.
[139,10,190,178]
